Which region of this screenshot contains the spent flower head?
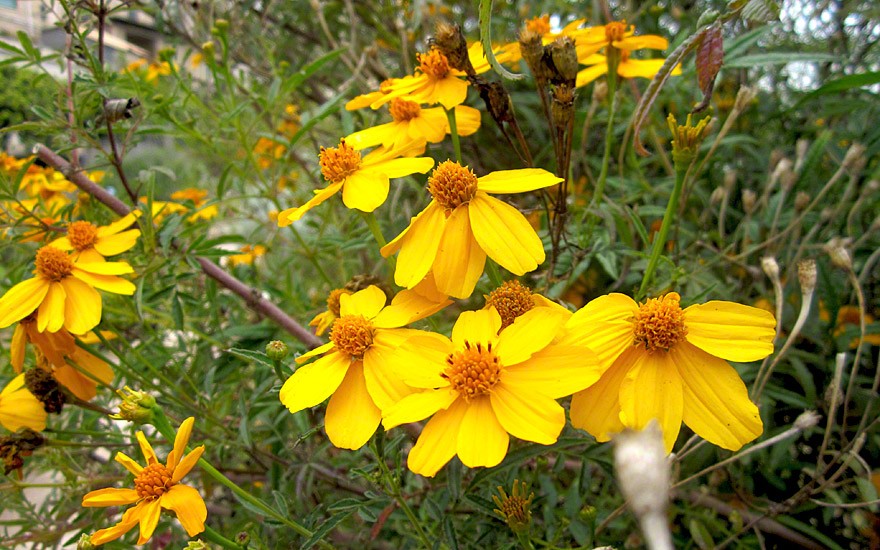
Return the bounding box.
[493,479,534,534]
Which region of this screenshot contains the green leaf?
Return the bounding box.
[286,49,344,93]
[171,292,185,329]
[226,348,275,370]
[724,52,838,68]
[16,31,37,60]
[288,92,345,149]
[793,71,880,108]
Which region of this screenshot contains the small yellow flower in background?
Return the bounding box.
[139,198,189,224]
[280,285,450,450]
[346,78,399,111]
[382,307,599,477]
[345,98,482,153]
[125,59,173,82]
[829,305,880,348]
[309,288,353,336]
[483,279,570,330]
[575,21,679,87]
[565,292,775,453]
[170,188,219,222]
[50,211,142,263]
[10,316,114,401]
[0,246,136,335]
[1,198,66,242]
[381,161,561,299]
[227,244,266,267]
[0,374,48,432]
[82,417,207,545]
[277,139,434,225]
[370,49,471,110]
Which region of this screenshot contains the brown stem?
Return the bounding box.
[34,144,322,349]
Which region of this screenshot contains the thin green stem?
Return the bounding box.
[591,55,620,209]
[202,526,244,549]
[446,107,463,164]
[288,224,334,285]
[486,259,504,287]
[637,165,689,300]
[361,211,396,271]
[370,440,432,549]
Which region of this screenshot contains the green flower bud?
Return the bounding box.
[266,340,290,362]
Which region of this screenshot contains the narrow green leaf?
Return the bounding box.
[724,52,837,68]
[479,0,523,80]
[226,348,275,370]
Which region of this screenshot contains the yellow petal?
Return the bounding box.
[345,123,399,150]
[340,285,387,318]
[0,376,47,432]
[0,278,49,329]
[496,307,568,366]
[94,229,141,256]
[468,194,544,276]
[408,398,468,477]
[368,156,435,179]
[382,388,458,430]
[81,487,140,507]
[37,282,66,333]
[277,182,343,226]
[408,113,447,143]
[136,430,158,465]
[166,417,194,472]
[618,58,669,80]
[325,361,381,450]
[569,355,630,441]
[114,451,143,476]
[362,347,417,411]
[451,309,500,349]
[50,236,74,251]
[52,365,97,401]
[673,342,763,451]
[172,446,205,483]
[341,170,389,212]
[376,331,451,389]
[615,35,669,51]
[476,168,562,194]
[618,348,683,453]
[490,383,564,445]
[90,512,140,546]
[11,323,26,372]
[60,277,102,334]
[450,105,482,136]
[372,288,451,328]
[160,484,207,536]
[387,202,446,288]
[562,293,638,367]
[295,341,334,364]
[502,344,601,399]
[684,301,776,362]
[432,205,486,299]
[71,269,136,295]
[74,261,134,275]
[456,396,508,469]
[136,498,162,544]
[431,75,469,109]
[96,211,142,237]
[279,351,349,412]
[576,63,608,88]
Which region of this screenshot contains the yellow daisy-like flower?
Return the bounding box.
[382,307,599,477]
[82,417,207,545]
[50,211,142,263]
[0,245,136,335]
[564,292,775,453]
[0,374,48,432]
[370,49,470,110]
[11,315,114,401]
[279,286,450,450]
[277,139,434,226]
[576,50,681,88]
[345,78,399,111]
[309,288,353,336]
[346,99,482,153]
[227,244,266,267]
[574,21,678,87]
[170,188,218,222]
[139,197,189,224]
[381,161,561,299]
[483,280,570,330]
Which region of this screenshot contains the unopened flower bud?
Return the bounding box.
[742,189,757,214]
[797,259,817,294]
[111,386,156,424]
[201,41,215,56]
[76,534,98,550]
[709,186,726,205]
[214,19,229,31]
[24,368,65,414]
[266,340,289,362]
[493,480,534,534]
[236,532,251,546]
[761,256,780,280]
[824,238,852,270]
[667,113,711,169]
[794,191,810,211]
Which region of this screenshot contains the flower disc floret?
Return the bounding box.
[134,463,173,500]
[632,292,687,352]
[443,341,502,400]
[67,221,99,251]
[326,288,351,317]
[485,281,534,329]
[330,315,374,357]
[319,140,362,182]
[389,98,422,122]
[418,49,450,78]
[526,15,551,35]
[427,160,478,210]
[605,21,628,43]
[34,246,74,282]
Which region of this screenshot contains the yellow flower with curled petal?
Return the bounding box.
[574,21,679,87]
[277,139,434,225]
[370,49,472,110]
[382,307,599,477]
[280,286,450,450]
[51,212,142,263]
[563,292,775,453]
[381,161,561,299]
[82,417,207,545]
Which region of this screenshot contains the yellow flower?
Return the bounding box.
[170,188,218,222]
[280,286,450,450]
[381,161,561,299]
[346,99,481,154]
[139,198,189,224]
[564,292,775,452]
[382,307,599,477]
[82,417,207,545]
[0,374,47,432]
[277,139,434,226]
[50,212,142,263]
[309,288,353,336]
[227,244,266,267]
[575,21,678,87]
[483,280,570,330]
[11,316,114,401]
[832,305,880,348]
[345,78,399,111]
[370,49,470,110]
[0,246,136,335]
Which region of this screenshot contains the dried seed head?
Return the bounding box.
[842,143,866,177]
[761,256,780,280]
[550,84,575,130]
[613,420,670,518]
[709,186,726,205]
[592,80,608,103]
[797,259,817,294]
[742,189,757,214]
[546,37,578,84]
[794,191,810,211]
[824,238,852,270]
[795,139,810,171]
[732,85,757,113]
[794,410,821,430]
[24,368,65,414]
[518,29,548,80]
[432,21,473,75]
[723,167,737,190]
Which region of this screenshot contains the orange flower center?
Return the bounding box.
[632,292,687,352]
[418,49,450,79]
[34,246,74,282]
[319,139,362,183]
[427,160,478,210]
[485,280,534,330]
[605,21,628,43]
[326,288,351,317]
[525,15,551,35]
[67,220,99,251]
[330,314,374,357]
[134,462,174,500]
[443,341,502,400]
[389,98,422,122]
